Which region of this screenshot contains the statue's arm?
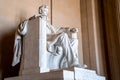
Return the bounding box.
[62,27,78,39]
[12,20,28,66]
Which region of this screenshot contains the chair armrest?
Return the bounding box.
[69,28,78,39]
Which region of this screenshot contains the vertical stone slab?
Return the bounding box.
[5,70,74,80]
[19,17,49,75]
[39,17,49,73]
[80,0,107,76]
[68,67,106,80]
[20,18,40,75]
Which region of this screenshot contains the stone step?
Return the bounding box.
[96,75,106,80]
[69,67,96,75]
[4,67,106,80]
[68,67,105,80]
[5,70,74,80]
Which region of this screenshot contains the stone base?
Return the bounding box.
[4,67,106,80]
[4,70,74,80]
[69,67,106,80]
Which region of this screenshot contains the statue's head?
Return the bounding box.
[39,5,48,16]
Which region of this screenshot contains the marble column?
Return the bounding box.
[102,0,120,80]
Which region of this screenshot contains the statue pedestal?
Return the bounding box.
[4,67,105,80]
[69,67,106,80]
[5,70,74,80]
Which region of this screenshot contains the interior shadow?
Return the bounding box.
[1,29,20,79]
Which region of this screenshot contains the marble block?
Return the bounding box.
[96,75,106,80]
[20,18,40,75]
[68,67,105,80]
[4,69,74,80]
[19,17,49,75]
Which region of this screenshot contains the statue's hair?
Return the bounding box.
[39,5,48,14]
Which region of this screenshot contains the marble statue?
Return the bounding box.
[12,5,87,71]
[46,23,81,69]
[12,20,28,66]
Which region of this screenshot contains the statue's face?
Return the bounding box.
[39,5,48,15]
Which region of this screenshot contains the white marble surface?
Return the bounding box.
[39,15,48,73]
[69,67,105,80]
[5,67,105,80]
[5,70,74,80]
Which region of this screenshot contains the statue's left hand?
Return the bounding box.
[70,28,78,33]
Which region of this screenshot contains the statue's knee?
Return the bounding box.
[60,33,69,39]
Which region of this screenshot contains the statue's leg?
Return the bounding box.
[70,39,80,65]
[57,33,75,68]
